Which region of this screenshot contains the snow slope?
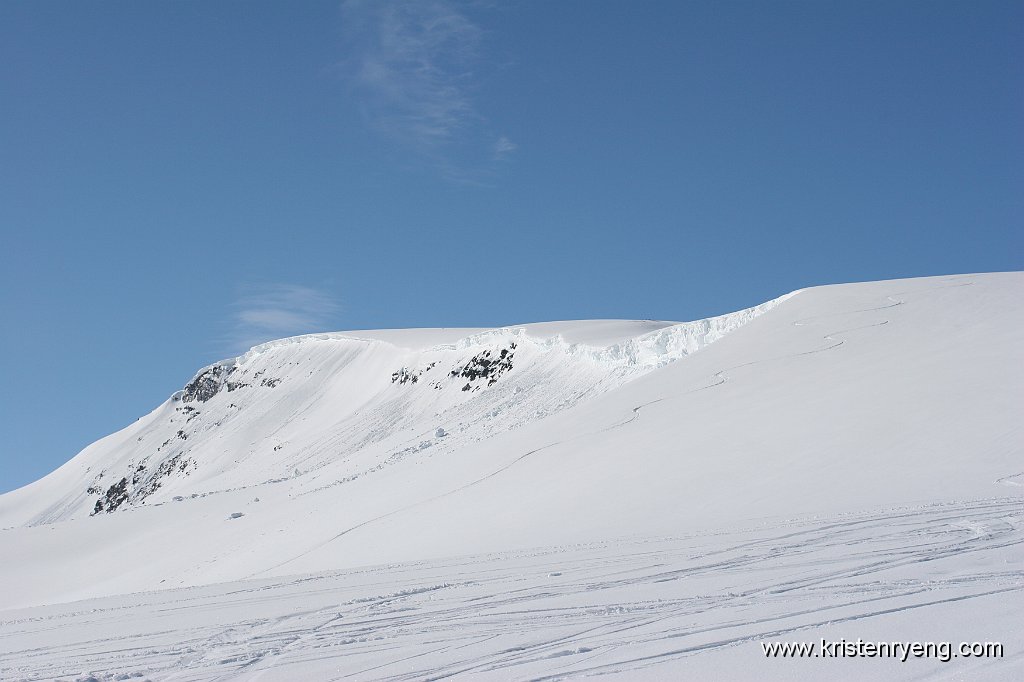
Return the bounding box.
[0,272,1021,681]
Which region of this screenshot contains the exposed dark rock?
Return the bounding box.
[392,362,436,386]
[451,343,516,389]
[391,367,420,385]
[91,452,196,514]
[177,405,203,423]
[260,377,281,388]
[93,477,129,514]
[181,365,234,403]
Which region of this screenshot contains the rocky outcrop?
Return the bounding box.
[180,365,232,403]
[178,365,281,404]
[391,362,436,385]
[391,346,517,393]
[90,452,196,515]
[451,344,516,391]
[92,477,129,514]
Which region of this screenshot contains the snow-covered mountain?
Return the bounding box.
[0,297,786,530]
[1,273,1021,681]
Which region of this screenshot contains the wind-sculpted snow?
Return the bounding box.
[425,291,794,371]
[528,290,796,370]
[0,273,1021,681]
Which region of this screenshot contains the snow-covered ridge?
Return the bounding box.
[491,290,797,370]
[187,290,796,386]
[11,290,798,527]
[170,333,377,396]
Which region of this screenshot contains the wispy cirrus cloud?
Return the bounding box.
[224,284,341,353]
[340,0,514,179]
[493,135,516,159]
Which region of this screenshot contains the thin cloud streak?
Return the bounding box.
[493,135,516,158]
[223,284,341,353]
[341,0,514,178]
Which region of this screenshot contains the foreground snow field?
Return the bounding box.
[2,497,1021,681]
[1,273,1021,680]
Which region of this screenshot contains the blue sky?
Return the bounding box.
[1,0,1022,493]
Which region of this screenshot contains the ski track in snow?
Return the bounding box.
[0,497,1020,681]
